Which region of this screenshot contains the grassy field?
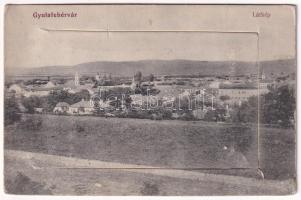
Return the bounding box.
[5,114,259,169]
[259,126,296,180]
[4,114,295,180]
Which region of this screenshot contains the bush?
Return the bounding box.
[204,110,217,122]
[220,95,230,101]
[151,113,163,120]
[178,112,195,121]
[229,96,258,124]
[161,109,173,119]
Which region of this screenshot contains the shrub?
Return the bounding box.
[220,95,230,101]
[204,110,217,122]
[151,113,163,120]
[179,112,195,121]
[161,109,173,119]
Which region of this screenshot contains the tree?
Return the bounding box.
[230,96,258,123]
[204,109,217,122]
[220,95,230,101]
[56,78,67,84]
[148,74,155,82]
[134,71,142,83]
[5,94,21,126]
[42,89,91,112]
[93,99,103,115]
[140,87,160,96]
[209,108,227,122]
[46,90,69,111]
[102,87,132,110]
[173,96,193,111]
[73,89,90,102]
[261,85,295,127]
[21,95,43,114]
[229,84,296,127]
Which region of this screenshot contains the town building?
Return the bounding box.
[218,84,258,104]
[208,81,220,89]
[62,73,96,95]
[34,107,44,113]
[95,73,101,81]
[53,102,70,113]
[8,83,52,97]
[43,81,56,88]
[131,77,141,90]
[68,99,94,115]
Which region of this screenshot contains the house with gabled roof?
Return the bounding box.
[43,81,56,88]
[68,99,94,115]
[53,102,70,113]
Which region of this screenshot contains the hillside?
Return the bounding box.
[6,59,296,77]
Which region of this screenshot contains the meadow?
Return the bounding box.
[5,114,295,180]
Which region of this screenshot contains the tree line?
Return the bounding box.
[5,84,296,128]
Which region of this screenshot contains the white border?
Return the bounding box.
[0,1,299,200]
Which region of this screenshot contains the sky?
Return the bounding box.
[5,5,296,69]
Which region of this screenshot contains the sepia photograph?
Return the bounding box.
[3,4,297,195]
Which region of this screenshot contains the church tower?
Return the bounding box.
[261,69,266,80]
[131,77,137,90]
[95,73,101,81]
[75,72,79,86]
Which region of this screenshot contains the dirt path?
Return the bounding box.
[4,150,295,195]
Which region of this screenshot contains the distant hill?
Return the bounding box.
[6,59,296,77]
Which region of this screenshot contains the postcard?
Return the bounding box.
[3,4,296,195]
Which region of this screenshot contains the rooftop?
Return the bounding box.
[70,99,93,108]
[55,102,70,107]
[219,83,257,89]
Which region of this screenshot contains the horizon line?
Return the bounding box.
[6,58,295,70]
